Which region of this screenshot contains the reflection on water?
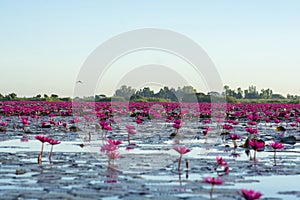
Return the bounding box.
[224,175,300,199]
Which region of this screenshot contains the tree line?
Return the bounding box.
[0,93,71,102]
[1,85,299,103]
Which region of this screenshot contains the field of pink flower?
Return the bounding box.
[0,101,299,199]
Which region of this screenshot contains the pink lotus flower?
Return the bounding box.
[274,119,281,124]
[107,139,123,146]
[173,146,191,155]
[203,126,212,136]
[47,138,61,162]
[21,118,30,126]
[202,119,211,124]
[241,189,262,200]
[101,143,119,153]
[136,115,143,124]
[204,177,224,185]
[284,114,290,119]
[269,142,284,150]
[245,127,258,135]
[173,123,182,130]
[126,124,136,144]
[249,139,265,161]
[247,121,257,126]
[204,177,224,199]
[35,135,51,164]
[223,124,233,130]
[47,138,61,145]
[229,133,241,140]
[173,145,191,171]
[0,121,7,126]
[249,139,265,151]
[35,135,50,143]
[216,156,227,166]
[172,119,182,134]
[229,133,241,148]
[269,141,284,166]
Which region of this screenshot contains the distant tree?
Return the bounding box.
[10,93,17,99]
[181,86,197,94]
[236,87,243,99]
[244,85,259,99]
[44,94,48,98]
[95,94,107,102]
[271,94,285,99]
[36,94,41,98]
[51,94,59,98]
[155,87,178,101]
[259,88,272,99]
[265,88,272,99]
[4,93,17,100]
[59,97,72,102]
[136,87,154,98]
[224,85,230,96]
[114,85,136,100]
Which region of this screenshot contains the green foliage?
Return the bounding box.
[114,85,136,100]
[0,84,299,103]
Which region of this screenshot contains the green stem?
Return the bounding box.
[274,150,277,166]
[38,143,44,164]
[178,155,182,171]
[49,145,53,162]
[210,184,214,200]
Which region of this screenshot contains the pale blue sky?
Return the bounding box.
[1,1,299,97]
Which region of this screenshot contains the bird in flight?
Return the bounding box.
[76,80,83,84]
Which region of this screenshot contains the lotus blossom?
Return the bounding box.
[203,126,212,136]
[101,139,122,166]
[229,133,241,148]
[270,141,284,150]
[35,135,51,164]
[245,127,258,135]
[126,124,136,144]
[136,115,143,124]
[216,156,227,166]
[47,138,61,162]
[223,124,233,131]
[269,141,284,166]
[204,177,224,199]
[107,139,123,146]
[204,176,224,185]
[274,119,281,124]
[249,139,265,161]
[0,121,7,126]
[173,145,191,171]
[21,118,30,126]
[241,189,262,200]
[173,145,191,155]
[247,121,257,126]
[173,119,182,134]
[101,144,119,153]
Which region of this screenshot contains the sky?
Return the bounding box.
[1,1,299,97]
